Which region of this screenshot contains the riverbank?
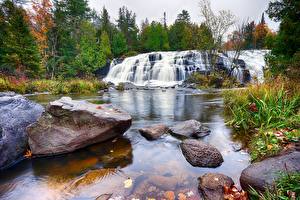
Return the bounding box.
[0,77,108,94]
[223,76,300,198]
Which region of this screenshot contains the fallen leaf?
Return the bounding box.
[24,149,32,158]
[178,193,187,200]
[124,178,133,188]
[164,191,175,200]
[267,144,273,150]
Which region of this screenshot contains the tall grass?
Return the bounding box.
[250,172,300,200]
[0,77,108,94]
[223,77,300,161]
[224,77,300,131]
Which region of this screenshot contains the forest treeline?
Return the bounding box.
[0,0,282,79]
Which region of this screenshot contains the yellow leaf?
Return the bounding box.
[124,178,133,188]
[267,144,273,150]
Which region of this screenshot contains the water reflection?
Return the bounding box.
[0,89,250,200]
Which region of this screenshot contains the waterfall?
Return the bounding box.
[104,50,268,87]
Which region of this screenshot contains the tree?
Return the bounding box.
[163,12,167,29]
[243,21,256,49]
[192,23,214,50]
[111,31,127,57]
[199,0,235,49]
[72,21,105,77]
[253,23,268,49]
[260,13,266,25]
[97,7,115,42]
[47,0,91,78]
[140,21,169,52]
[0,0,41,77]
[100,31,112,59]
[28,0,54,73]
[176,10,191,23]
[225,21,248,74]
[266,0,300,57]
[169,10,193,50]
[266,0,300,76]
[117,6,139,51]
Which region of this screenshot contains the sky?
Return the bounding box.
[89,0,279,31]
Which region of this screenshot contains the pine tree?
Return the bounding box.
[260,13,266,25]
[0,0,41,77]
[163,12,167,29]
[117,6,139,51]
[176,10,191,23]
[100,31,112,59]
[112,32,127,57]
[73,21,105,77]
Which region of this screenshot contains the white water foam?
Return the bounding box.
[104,50,269,87]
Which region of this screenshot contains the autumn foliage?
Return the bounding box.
[28,0,54,66]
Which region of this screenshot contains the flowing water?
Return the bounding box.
[0,89,250,200]
[104,50,268,87]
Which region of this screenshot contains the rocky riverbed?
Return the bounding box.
[0,89,298,200]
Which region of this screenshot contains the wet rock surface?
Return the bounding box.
[170,120,210,138]
[0,93,44,170]
[180,139,223,167]
[27,97,132,156]
[139,124,169,140]
[240,151,300,192]
[198,173,234,200]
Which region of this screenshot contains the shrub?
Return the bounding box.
[0,78,8,91]
[186,71,238,89]
[0,77,108,95]
[116,83,125,91]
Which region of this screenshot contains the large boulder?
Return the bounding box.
[169,120,210,138]
[198,173,234,200]
[138,124,169,140]
[27,97,132,156]
[180,139,223,167]
[240,151,300,192]
[0,93,44,170]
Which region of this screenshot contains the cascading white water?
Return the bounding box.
[104,50,269,87]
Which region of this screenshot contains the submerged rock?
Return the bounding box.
[138,124,169,140]
[240,151,300,192]
[180,139,223,167]
[198,173,234,200]
[170,120,210,138]
[27,97,132,156]
[95,194,112,200]
[0,93,44,170]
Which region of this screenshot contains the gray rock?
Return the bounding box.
[232,143,242,152]
[27,97,132,156]
[198,173,234,200]
[0,93,44,170]
[240,151,300,192]
[96,194,112,200]
[123,82,137,90]
[170,120,210,138]
[180,139,223,167]
[139,124,169,140]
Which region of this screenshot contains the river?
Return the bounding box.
[0,89,250,200]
